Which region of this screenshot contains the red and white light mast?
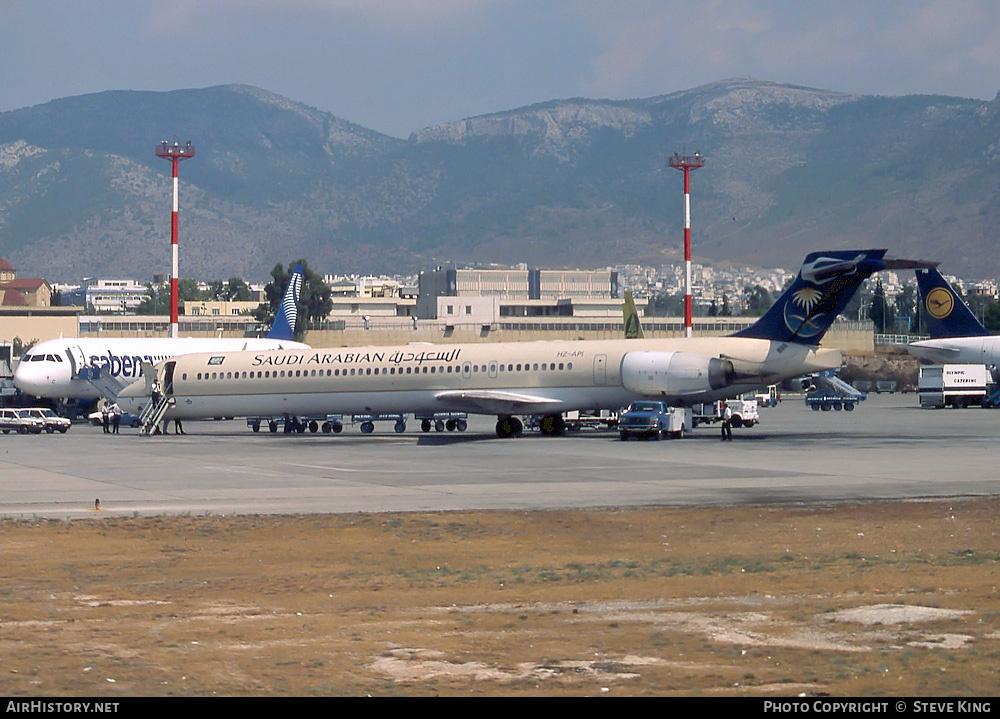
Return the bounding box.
[155,139,195,338]
[668,151,705,338]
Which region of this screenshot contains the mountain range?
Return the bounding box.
[0,79,997,282]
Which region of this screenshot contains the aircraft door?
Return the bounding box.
[462,361,472,379]
[593,354,607,385]
[488,361,498,379]
[162,361,177,395]
[65,346,87,379]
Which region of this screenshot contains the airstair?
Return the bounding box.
[139,395,173,436]
[78,365,132,401]
[805,372,867,411]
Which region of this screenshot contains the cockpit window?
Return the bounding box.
[30,354,46,361]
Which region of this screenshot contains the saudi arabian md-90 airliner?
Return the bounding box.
[14,265,309,402]
[119,250,931,437]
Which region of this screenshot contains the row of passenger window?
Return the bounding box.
[183,361,575,382]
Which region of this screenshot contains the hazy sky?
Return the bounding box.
[4,0,1000,137]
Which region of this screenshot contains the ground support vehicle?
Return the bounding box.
[415,412,468,433]
[248,414,345,434]
[247,411,469,434]
[21,407,71,433]
[754,385,780,407]
[918,364,991,408]
[618,401,685,440]
[0,408,45,434]
[805,374,867,412]
[689,398,760,429]
[353,413,408,434]
[561,409,619,431]
[87,410,142,428]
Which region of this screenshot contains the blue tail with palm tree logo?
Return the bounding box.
[266,264,304,341]
[732,250,890,345]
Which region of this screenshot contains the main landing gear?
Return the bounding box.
[537,414,566,436]
[495,415,523,438]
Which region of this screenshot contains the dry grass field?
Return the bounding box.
[1,498,999,696]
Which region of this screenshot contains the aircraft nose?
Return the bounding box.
[13,361,45,396]
[13,358,71,398]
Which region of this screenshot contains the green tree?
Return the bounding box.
[651,291,684,316]
[870,280,895,333]
[894,284,919,333]
[178,278,201,302]
[136,279,205,315]
[204,280,226,301]
[742,284,772,317]
[136,283,168,315]
[253,260,331,341]
[12,336,38,357]
[963,293,1000,332]
[224,277,253,302]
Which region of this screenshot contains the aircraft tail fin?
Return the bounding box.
[623,291,644,339]
[732,250,888,344]
[916,267,988,338]
[266,264,304,341]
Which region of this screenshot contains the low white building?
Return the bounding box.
[60,278,149,313]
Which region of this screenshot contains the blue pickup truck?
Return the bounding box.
[618,400,683,440]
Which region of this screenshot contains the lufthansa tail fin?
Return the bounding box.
[266,264,304,341]
[623,291,644,339]
[916,267,988,338]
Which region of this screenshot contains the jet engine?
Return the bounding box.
[621,351,735,397]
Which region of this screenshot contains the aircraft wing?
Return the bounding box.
[434,390,564,415]
[909,342,962,357]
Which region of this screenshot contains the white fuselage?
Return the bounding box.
[14,336,309,400]
[907,336,1000,366]
[118,337,841,419]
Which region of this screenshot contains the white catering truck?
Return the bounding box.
[917,364,991,408]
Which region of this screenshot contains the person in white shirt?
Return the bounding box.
[110,402,122,434]
[721,404,733,441]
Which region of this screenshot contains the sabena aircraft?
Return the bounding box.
[907,267,999,365]
[119,249,928,437]
[14,265,309,402]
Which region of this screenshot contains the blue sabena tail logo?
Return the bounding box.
[733,250,888,344]
[916,267,988,338]
[266,264,304,341]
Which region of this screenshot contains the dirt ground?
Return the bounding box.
[1,498,999,697]
[841,347,922,391]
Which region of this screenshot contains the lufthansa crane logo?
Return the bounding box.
[925,287,954,319]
